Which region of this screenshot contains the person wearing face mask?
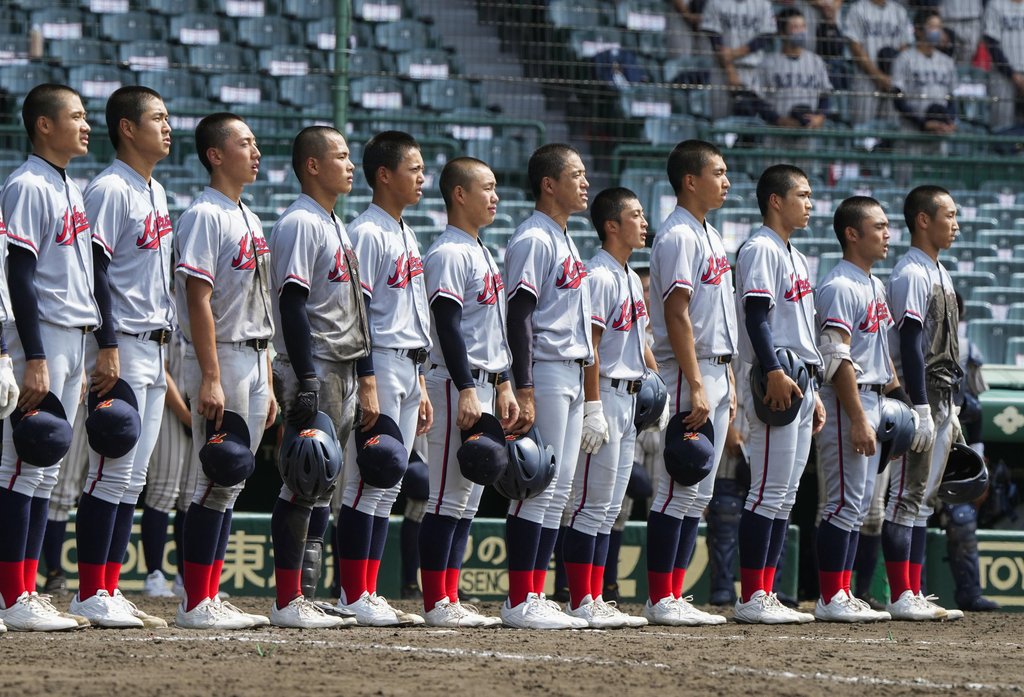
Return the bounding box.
[891,9,958,135]
[844,0,914,124]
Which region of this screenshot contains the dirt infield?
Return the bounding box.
[1,594,1022,697]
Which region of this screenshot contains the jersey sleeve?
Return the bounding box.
[174,206,219,287]
[897,5,914,45]
[983,3,1002,40]
[587,266,616,329]
[737,238,780,307]
[349,222,387,298]
[815,278,858,336]
[504,230,551,301]
[0,176,47,258]
[83,176,127,260]
[886,266,929,328]
[890,52,911,93]
[655,225,702,300]
[425,243,471,307]
[842,5,866,44]
[756,0,775,35]
[699,4,722,34]
[271,215,319,293]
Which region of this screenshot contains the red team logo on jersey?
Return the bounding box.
[476,272,504,305]
[0,218,6,238]
[328,247,351,283]
[701,256,732,286]
[136,212,173,250]
[555,257,587,290]
[858,300,891,334]
[784,274,813,302]
[611,298,648,332]
[56,207,89,246]
[386,253,424,289]
[231,233,270,270]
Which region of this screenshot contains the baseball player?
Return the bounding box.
[982,0,1024,131]
[699,0,776,118]
[501,143,593,630]
[67,86,174,629]
[844,0,914,124]
[336,131,432,626]
[940,0,982,62]
[733,164,825,624]
[645,139,737,627]
[173,112,275,630]
[813,196,901,623]
[753,9,833,129]
[891,9,958,135]
[418,157,518,628]
[882,185,964,621]
[268,125,370,629]
[0,84,98,632]
[562,186,655,629]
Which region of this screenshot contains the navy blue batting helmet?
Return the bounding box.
[750,348,810,426]
[279,411,343,500]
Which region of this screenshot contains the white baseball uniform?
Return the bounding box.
[983,0,1024,130]
[145,329,195,516]
[843,0,914,124]
[755,48,833,118]
[890,46,957,122]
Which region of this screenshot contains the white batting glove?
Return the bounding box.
[910,404,935,453]
[581,400,610,455]
[0,356,18,420]
[647,405,671,433]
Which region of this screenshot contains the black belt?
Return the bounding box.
[567,358,586,367]
[859,384,884,394]
[77,325,96,334]
[244,338,269,351]
[611,378,642,394]
[471,368,500,386]
[807,365,821,382]
[707,355,732,365]
[127,328,172,345]
[397,347,429,365]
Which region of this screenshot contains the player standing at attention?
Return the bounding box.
[734,164,825,624]
[418,157,518,628]
[337,131,432,626]
[501,144,593,630]
[0,84,97,632]
[881,185,965,621]
[562,187,656,629]
[267,126,370,628]
[173,112,275,629]
[813,196,901,623]
[71,86,175,629]
[645,140,737,627]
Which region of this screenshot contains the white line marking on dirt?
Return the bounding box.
[637,630,1024,649]
[715,665,1023,692]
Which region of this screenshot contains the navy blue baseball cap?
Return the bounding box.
[10,392,73,468]
[86,378,141,458]
[355,414,406,489]
[200,410,254,487]
[663,411,715,486]
[458,413,508,486]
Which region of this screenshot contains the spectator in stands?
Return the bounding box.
[844,0,914,124]
[939,0,983,63]
[753,8,834,128]
[668,1,713,59]
[891,9,958,134]
[699,0,777,118]
[982,0,1024,132]
[799,0,852,91]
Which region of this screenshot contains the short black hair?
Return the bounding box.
[106,85,163,150]
[362,130,419,190]
[22,83,81,144]
[439,156,489,208]
[914,8,940,31]
[527,143,579,199]
[903,184,950,234]
[666,139,722,195]
[291,125,342,181]
[195,112,244,173]
[755,164,808,215]
[833,196,882,250]
[777,7,803,35]
[590,187,639,242]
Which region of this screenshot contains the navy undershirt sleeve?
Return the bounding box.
[93,242,117,348]
[899,318,928,404]
[506,292,537,388]
[8,246,44,359]
[431,297,474,390]
[356,291,375,377]
[985,35,1016,80]
[744,297,781,372]
[279,283,316,380]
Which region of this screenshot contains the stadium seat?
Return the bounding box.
[279,75,333,109]
[238,16,296,48]
[374,19,429,53]
[351,76,407,110]
[974,257,1024,287]
[353,0,405,22]
[967,319,1024,365]
[956,217,999,242]
[283,0,334,20]
[978,229,1024,257]
[189,45,255,74]
[212,0,280,18]
[165,97,216,134]
[643,116,699,146]
[397,49,452,80]
[547,0,615,29]
[618,86,672,120]
[348,47,388,77]
[100,11,164,42]
[0,34,29,63]
[616,0,669,31]
[144,0,205,15]
[950,271,998,301]
[815,252,844,284]
[259,46,323,77]
[979,203,1024,229]
[69,65,126,101]
[0,8,27,36]
[171,13,234,46]
[1006,303,1024,322]
[465,137,524,175]
[304,17,337,51]
[119,41,186,72]
[949,189,999,220]
[708,207,761,254]
[31,8,95,40]
[0,64,63,94]
[135,69,198,101]
[1007,337,1024,366]
[49,39,112,67]
[210,73,277,105]
[972,287,1024,321]
[418,79,474,112]
[964,300,995,321]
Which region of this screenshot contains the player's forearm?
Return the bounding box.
[8,246,44,359]
[91,243,117,349]
[644,343,658,373]
[898,320,927,404]
[666,303,703,391]
[278,284,316,380]
[744,297,782,372]
[584,325,603,401]
[831,360,867,422]
[431,298,474,390]
[186,279,220,382]
[506,292,537,388]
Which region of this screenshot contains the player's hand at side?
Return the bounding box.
[265,398,278,430]
[511,387,535,433]
[198,377,225,430]
[725,423,744,458]
[417,376,433,435]
[288,377,320,427]
[581,400,609,455]
[495,381,520,431]
[910,404,935,453]
[764,368,803,412]
[850,414,876,457]
[1013,72,1024,94]
[0,355,20,420]
[357,376,380,430]
[18,358,49,411]
[91,347,120,397]
[456,386,483,431]
[812,393,826,435]
[684,383,710,429]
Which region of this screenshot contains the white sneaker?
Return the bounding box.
[595,597,647,627]
[848,595,891,621]
[371,594,424,626]
[172,574,185,599]
[453,601,503,627]
[33,593,89,628]
[501,592,582,629]
[734,590,802,624]
[214,596,269,628]
[815,590,877,623]
[424,597,493,628]
[70,590,145,628]
[674,596,727,625]
[565,595,626,629]
[312,600,359,626]
[111,589,168,628]
[271,596,349,629]
[1,591,81,631]
[919,593,963,621]
[339,591,402,627]
[175,598,249,630]
[886,590,947,621]
[0,617,6,633]
[144,570,177,598]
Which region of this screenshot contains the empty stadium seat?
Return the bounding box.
[950,242,999,271]
[950,271,998,301]
[136,69,198,102]
[279,75,333,109]
[968,319,1024,365]
[465,137,524,174]
[397,48,452,80]
[69,65,126,101]
[964,300,995,321]
[49,39,112,67]
[119,41,186,72]
[259,46,323,76]
[418,79,474,112]
[283,0,334,20]
[374,19,429,53]
[972,287,1024,320]
[709,207,761,253]
[210,73,277,105]
[974,257,1024,286]
[0,64,63,94]
[547,0,615,29]
[237,16,296,48]
[189,45,255,74]
[1006,303,1024,322]
[31,8,95,40]
[643,116,699,146]
[171,13,235,46]
[978,229,1024,256]
[0,34,29,63]
[212,0,280,19]
[353,0,406,22]
[956,217,999,241]
[978,203,1024,229]
[144,0,205,15]
[351,76,407,110]
[101,11,164,42]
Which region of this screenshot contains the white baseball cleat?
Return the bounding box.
[175,598,250,630]
[0,617,6,633]
[270,596,350,629]
[70,590,145,629]
[214,596,269,628]
[1,592,81,632]
[733,590,802,624]
[886,590,947,621]
[33,593,89,628]
[565,595,627,629]
[815,590,878,623]
[501,593,584,629]
[371,594,424,626]
[111,589,168,628]
[674,596,727,625]
[454,601,503,627]
[339,591,403,627]
[918,593,963,621]
[424,598,496,628]
[144,570,177,598]
[595,598,647,627]
[848,595,891,621]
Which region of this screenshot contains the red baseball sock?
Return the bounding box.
[590,565,605,600]
[565,561,592,609]
[104,561,123,593]
[338,558,368,605]
[740,567,764,602]
[420,569,447,611]
[909,562,923,595]
[885,561,911,601]
[763,567,776,594]
[445,568,460,604]
[274,567,302,608]
[532,568,547,596]
[77,562,106,600]
[508,570,533,607]
[0,560,24,607]
[366,559,381,595]
[647,571,673,604]
[671,567,686,599]
[819,571,844,602]
[23,558,39,594]
[842,569,853,594]
[209,559,225,598]
[182,561,212,611]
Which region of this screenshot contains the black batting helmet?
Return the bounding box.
[876,397,916,469]
[938,443,989,504]
[279,411,344,500]
[749,348,810,426]
[634,371,668,431]
[493,427,555,501]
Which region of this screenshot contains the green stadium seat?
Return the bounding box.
[259,47,323,77]
[171,14,229,46]
[0,34,28,62]
[1006,337,1024,367]
[418,79,474,112]
[210,72,277,106]
[548,0,615,29]
[351,76,407,110]
[949,271,997,301]
[279,75,333,109]
[956,217,999,242]
[212,0,280,19]
[69,65,126,101]
[967,319,1024,365]
[284,0,333,20]
[238,16,297,48]
[0,64,63,94]
[978,204,1024,229]
[305,17,338,51]
[31,8,96,40]
[977,229,1024,256]
[145,0,205,15]
[348,46,386,76]
[964,300,994,321]
[465,137,524,175]
[135,69,198,101]
[101,11,164,42]
[971,287,1024,320]
[189,45,255,74]
[398,48,452,80]
[974,257,1024,286]
[815,252,843,284]
[708,207,761,254]
[50,39,112,67]
[949,190,999,220]
[120,41,186,72]
[619,85,672,121]
[353,0,406,22]
[374,19,429,53]
[1007,303,1024,322]
[948,242,998,272]
[643,116,699,146]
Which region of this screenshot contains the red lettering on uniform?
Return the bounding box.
[858,299,891,334]
[136,212,173,250]
[231,233,270,270]
[555,256,587,290]
[476,272,503,305]
[386,253,424,289]
[783,274,813,302]
[610,297,647,332]
[328,247,351,283]
[701,256,731,286]
[0,218,6,237]
[56,207,89,246]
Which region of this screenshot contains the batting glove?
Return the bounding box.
[0,356,17,420]
[581,400,610,455]
[910,404,935,453]
[288,377,320,428]
[646,405,671,433]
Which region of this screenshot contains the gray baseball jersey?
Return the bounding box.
[587,249,648,380]
[890,47,957,119]
[984,0,1024,70]
[942,0,982,21]
[650,205,738,364]
[735,226,821,366]
[173,187,273,343]
[886,246,961,388]
[0,211,10,324]
[843,0,914,63]
[504,210,594,363]
[755,49,833,116]
[424,224,510,374]
[347,203,430,350]
[84,159,174,334]
[816,260,894,385]
[1,155,99,327]
[700,0,776,87]
[269,193,370,363]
